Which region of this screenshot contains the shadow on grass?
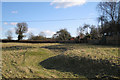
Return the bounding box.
[41,45,69,53]
[2,46,35,51]
[40,54,120,79]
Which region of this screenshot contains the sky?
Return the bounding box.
[2,1,100,40]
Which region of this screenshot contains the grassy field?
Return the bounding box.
[2,43,120,79]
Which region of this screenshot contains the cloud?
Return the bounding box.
[10,22,17,25]
[51,0,86,8]
[4,22,8,25]
[11,10,18,14]
[3,22,18,26]
[27,28,55,37]
[43,30,55,37]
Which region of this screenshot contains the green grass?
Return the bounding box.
[2,43,120,79]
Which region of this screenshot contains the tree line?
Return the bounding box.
[5,23,102,42]
[5,1,120,43]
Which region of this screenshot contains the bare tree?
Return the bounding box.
[28,32,34,40]
[83,24,90,34]
[97,0,120,34]
[15,22,28,40]
[118,1,120,24]
[6,30,12,40]
[97,1,119,24]
[28,32,46,40]
[98,15,107,27]
[77,26,84,39]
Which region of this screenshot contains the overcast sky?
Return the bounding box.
[2,1,99,40]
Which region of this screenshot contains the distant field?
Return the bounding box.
[2,43,120,79]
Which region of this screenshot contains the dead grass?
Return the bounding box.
[2,43,120,79]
